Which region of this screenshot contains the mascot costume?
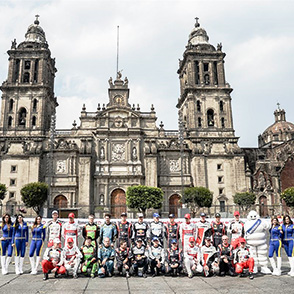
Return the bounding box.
[244,210,271,274]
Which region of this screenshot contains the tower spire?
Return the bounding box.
[116,25,119,78]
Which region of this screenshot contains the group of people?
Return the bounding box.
[0,209,294,281]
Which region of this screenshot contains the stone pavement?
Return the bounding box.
[1,263,294,294]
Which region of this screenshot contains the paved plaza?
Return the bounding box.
[1,262,294,294]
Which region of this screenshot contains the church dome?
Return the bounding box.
[188,18,209,45]
[24,16,46,43]
[258,107,294,147]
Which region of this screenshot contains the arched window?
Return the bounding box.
[32,116,37,127]
[9,99,14,112]
[23,72,30,83]
[18,107,27,127]
[198,117,202,127]
[221,117,225,128]
[8,116,13,128]
[207,109,214,127]
[33,99,38,112]
[196,100,201,112]
[220,101,224,112]
[204,74,210,85]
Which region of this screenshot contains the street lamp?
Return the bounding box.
[47,113,56,216]
[178,114,184,201]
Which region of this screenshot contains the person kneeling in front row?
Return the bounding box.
[233,238,254,280]
[165,239,183,277]
[98,237,115,278]
[42,238,66,280]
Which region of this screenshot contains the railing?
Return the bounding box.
[1,203,289,219]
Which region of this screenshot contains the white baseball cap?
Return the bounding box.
[52,210,58,215]
[53,238,61,244]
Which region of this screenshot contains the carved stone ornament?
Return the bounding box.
[169,159,180,172]
[114,116,124,128]
[56,160,67,174]
[111,143,126,162]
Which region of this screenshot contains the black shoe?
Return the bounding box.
[220,272,225,277]
[54,272,58,278]
[143,273,147,278]
[126,271,130,278]
[43,273,48,280]
[249,273,254,280]
[152,273,156,278]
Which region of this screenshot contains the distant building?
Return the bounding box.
[0,17,292,218]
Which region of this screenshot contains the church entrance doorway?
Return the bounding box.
[259,195,268,217]
[111,188,126,218]
[169,194,182,218]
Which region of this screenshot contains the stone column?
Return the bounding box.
[199,61,204,85]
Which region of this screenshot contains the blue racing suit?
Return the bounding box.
[281,224,294,257]
[99,223,117,244]
[269,225,282,257]
[29,224,46,257]
[0,223,14,257]
[12,222,29,257]
[97,244,115,277]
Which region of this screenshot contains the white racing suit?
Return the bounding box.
[179,222,197,252]
[47,220,63,247]
[184,244,202,276]
[63,245,82,276]
[62,221,79,246]
[195,220,212,247]
[200,244,219,276]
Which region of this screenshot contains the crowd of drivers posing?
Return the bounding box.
[1,210,293,280]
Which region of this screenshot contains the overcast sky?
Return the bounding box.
[0,0,293,147]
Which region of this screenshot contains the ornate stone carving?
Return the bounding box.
[169,159,180,172]
[56,160,67,174]
[112,143,125,162]
[132,146,137,160]
[100,146,105,160]
[114,116,124,128]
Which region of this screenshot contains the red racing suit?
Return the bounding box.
[195,220,212,247]
[62,221,79,246]
[179,222,197,252]
[233,246,254,274]
[42,247,66,274]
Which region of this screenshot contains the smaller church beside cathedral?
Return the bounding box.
[0,17,293,218]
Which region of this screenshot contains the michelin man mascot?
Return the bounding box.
[244,210,271,274]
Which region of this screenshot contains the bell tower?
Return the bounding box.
[177,18,235,139]
[0,15,57,136]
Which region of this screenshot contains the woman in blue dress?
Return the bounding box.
[29,215,46,274]
[12,214,28,275]
[268,216,282,275]
[281,215,294,276]
[0,213,14,275]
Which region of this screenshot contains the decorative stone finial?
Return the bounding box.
[159,121,164,129]
[82,104,86,111]
[72,120,77,128]
[97,103,101,111]
[34,14,40,25]
[151,104,155,111]
[195,17,200,27]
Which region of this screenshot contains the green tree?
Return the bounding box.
[182,187,213,217]
[0,183,7,201]
[233,192,256,212]
[20,182,48,215]
[126,185,163,217]
[281,187,294,207]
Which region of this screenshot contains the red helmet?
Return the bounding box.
[184,213,191,219]
[67,237,74,243]
[234,211,240,216]
[239,238,246,244]
[68,212,75,218]
[189,237,195,242]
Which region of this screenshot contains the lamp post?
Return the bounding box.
[178,114,184,200]
[47,113,56,217]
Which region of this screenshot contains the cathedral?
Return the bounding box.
[0,17,293,218]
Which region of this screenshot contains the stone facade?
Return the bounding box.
[1,17,293,218]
